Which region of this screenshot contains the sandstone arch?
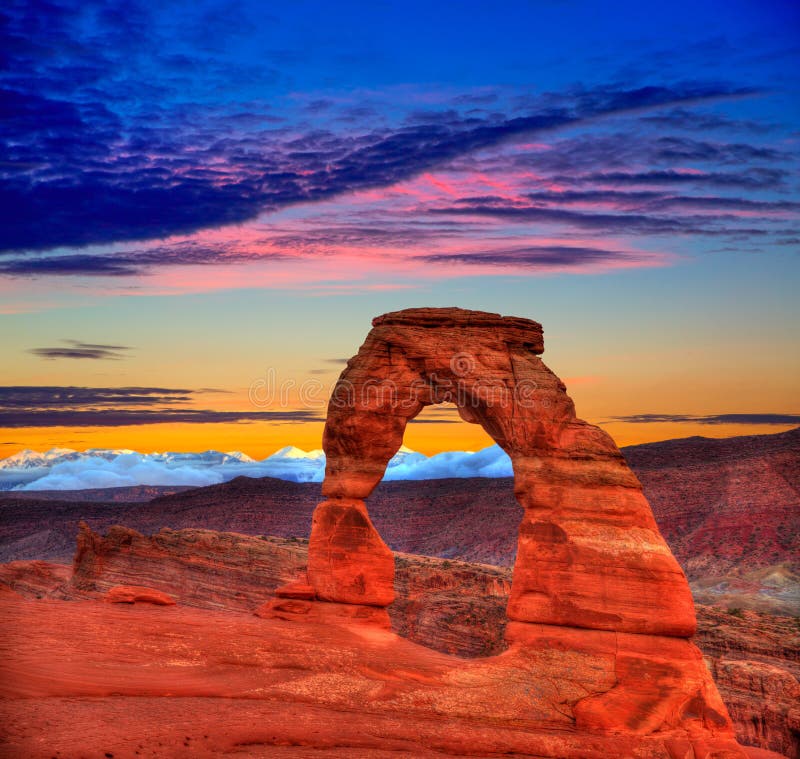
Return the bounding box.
[307,307,695,637]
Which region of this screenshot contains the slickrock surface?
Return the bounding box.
[314,307,695,637]
[0,594,746,759]
[3,526,798,756]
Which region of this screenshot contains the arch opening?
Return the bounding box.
[368,402,521,560]
[359,402,520,657]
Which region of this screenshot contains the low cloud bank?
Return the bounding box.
[0,445,513,491]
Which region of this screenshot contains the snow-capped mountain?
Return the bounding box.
[0,444,513,491]
[145,450,256,466]
[0,447,80,470]
[269,446,325,461]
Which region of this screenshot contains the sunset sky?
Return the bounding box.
[1,0,799,457]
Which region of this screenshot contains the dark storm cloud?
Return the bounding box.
[0,0,760,258]
[0,385,323,427]
[421,245,648,269]
[29,341,132,360]
[613,413,800,425]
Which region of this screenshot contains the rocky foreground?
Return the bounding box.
[1,525,798,757]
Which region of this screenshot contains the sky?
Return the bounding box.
[1,0,799,458]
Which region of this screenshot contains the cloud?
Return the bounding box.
[0,409,323,427]
[0,0,790,288]
[0,241,283,278]
[2,444,514,490]
[14,453,231,490]
[612,413,800,425]
[0,386,194,408]
[0,255,142,277]
[428,200,765,237]
[265,223,475,252]
[496,130,788,177]
[0,30,760,258]
[640,108,774,134]
[382,445,513,480]
[0,385,324,427]
[650,136,786,163]
[421,245,663,270]
[555,168,786,189]
[430,190,793,239]
[28,340,132,360]
[523,190,800,214]
[429,202,690,234]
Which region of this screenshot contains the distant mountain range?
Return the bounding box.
[0,443,512,490]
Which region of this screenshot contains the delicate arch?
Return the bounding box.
[308,308,695,637]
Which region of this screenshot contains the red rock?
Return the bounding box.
[5,525,778,756]
[298,307,743,756]
[105,585,176,605]
[71,522,307,612]
[0,593,744,758]
[744,748,794,759]
[274,577,316,599]
[307,498,394,606]
[257,596,392,629]
[254,596,312,617]
[0,560,70,598]
[54,525,796,757]
[311,307,695,639]
[624,427,800,617]
[0,583,22,599]
[5,308,784,756]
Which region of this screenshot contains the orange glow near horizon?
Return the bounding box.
[2,418,797,460]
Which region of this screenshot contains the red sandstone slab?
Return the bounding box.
[0,594,746,758]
